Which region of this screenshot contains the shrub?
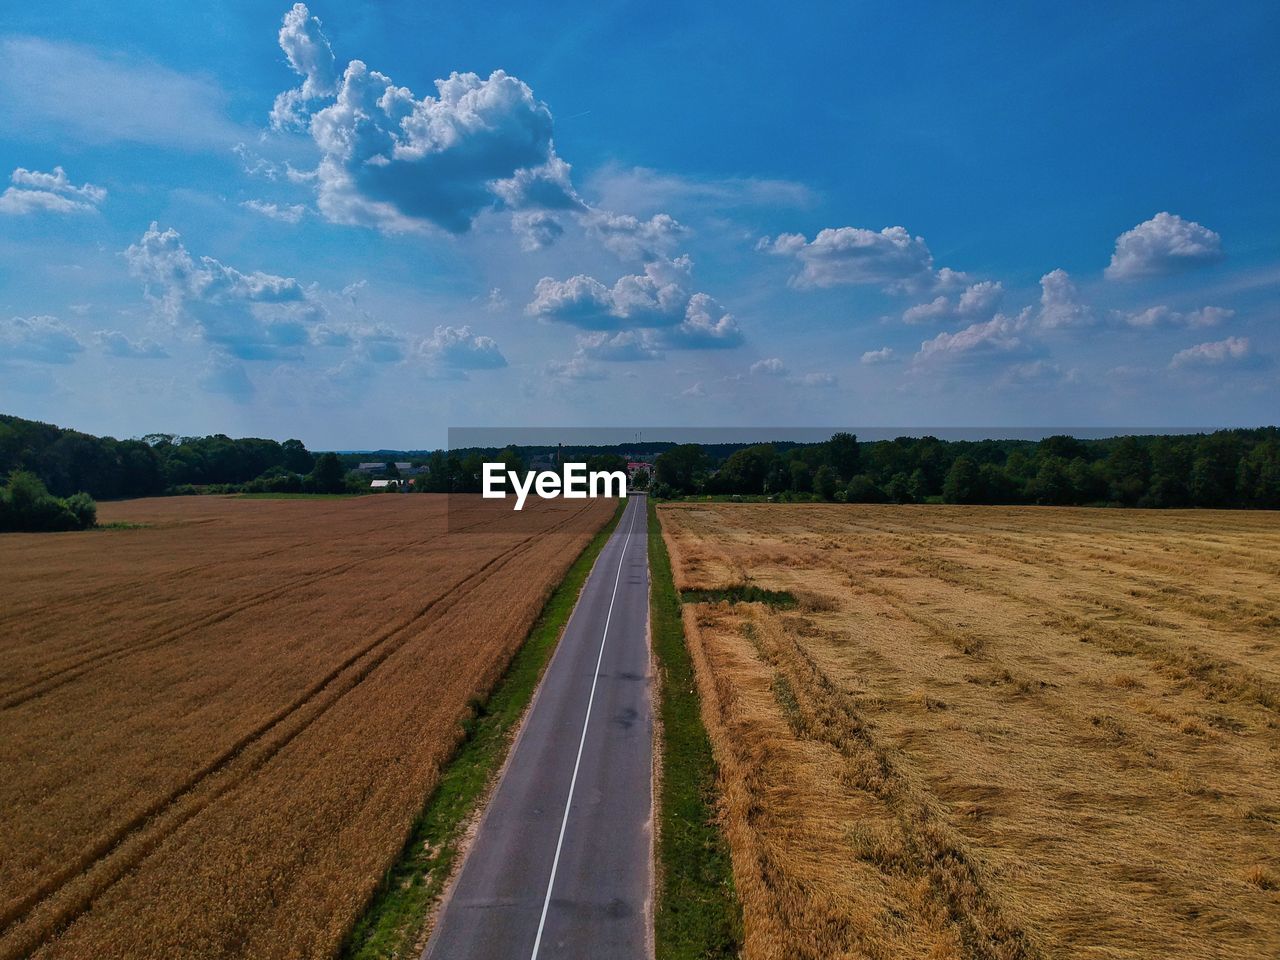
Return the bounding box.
[0,470,96,532]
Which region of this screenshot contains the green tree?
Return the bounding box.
[812,464,839,501]
[788,460,812,493]
[1239,439,1280,507]
[1105,437,1151,506]
[826,432,860,482]
[943,455,982,504]
[846,475,887,503]
[1026,456,1075,505]
[715,444,776,495]
[308,452,346,494]
[655,444,707,495]
[885,472,916,504]
[281,438,314,474]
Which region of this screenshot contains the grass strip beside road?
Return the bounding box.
[649,497,743,959]
[343,499,625,960]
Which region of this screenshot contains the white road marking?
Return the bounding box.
[529,496,640,960]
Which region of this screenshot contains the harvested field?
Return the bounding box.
[659,502,1280,960]
[0,494,613,960]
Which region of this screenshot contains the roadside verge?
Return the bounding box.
[648,498,743,959]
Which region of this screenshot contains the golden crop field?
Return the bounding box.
[660,502,1280,960]
[0,494,612,960]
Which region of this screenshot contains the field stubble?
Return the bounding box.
[660,502,1280,960]
[0,493,612,959]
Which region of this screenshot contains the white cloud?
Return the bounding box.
[511,210,566,251]
[1105,212,1223,280]
[861,347,894,365]
[580,210,685,261]
[958,280,1003,316]
[1037,269,1095,329]
[125,222,321,361]
[902,281,1004,325]
[760,225,938,290]
[0,165,105,215]
[576,330,661,362]
[95,330,169,359]
[915,312,1027,362]
[415,324,506,370]
[1,315,85,364]
[681,381,707,398]
[241,199,306,223]
[272,4,570,235]
[1170,336,1252,368]
[1119,304,1233,328]
[660,293,743,349]
[902,296,952,325]
[527,257,741,349]
[270,3,338,129]
[750,357,787,376]
[0,37,241,149]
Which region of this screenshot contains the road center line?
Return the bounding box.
[528,496,640,960]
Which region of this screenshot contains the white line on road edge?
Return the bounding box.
[529,496,640,960]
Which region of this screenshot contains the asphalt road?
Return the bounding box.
[424,494,653,960]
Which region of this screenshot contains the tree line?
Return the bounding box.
[652,429,1280,509]
[4,413,1278,516]
[0,415,329,499]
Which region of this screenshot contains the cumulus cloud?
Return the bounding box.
[270,3,338,129]
[915,311,1028,363]
[661,293,743,348]
[270,5,572,235]
[1170,336,1252,368]
[241,199,306,223]
[526,257,741,349]
[750,357,787,376]
[0,315,85,364]
[958,280,1003,316]
[1037,269,1095,329]
[415,324,507,371]
[759,225,947,290]
[1118,304,1233,328]
[0,166,105,215]
[576,330,661,362]
[1105,212,1223,280]
[581,210,685,261]
[95,330,169,359]
[861,347,894,365]
[125,222,321,360]
[902,281,1004,325]
[902,296,952,325]
[511,210,566,251]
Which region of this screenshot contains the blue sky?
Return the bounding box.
[1,1,1276,448]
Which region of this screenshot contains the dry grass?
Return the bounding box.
[0,494,612,960]
[660,502,1280,960]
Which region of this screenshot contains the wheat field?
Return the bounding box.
[0,494,612,960]
[660,502,1280,960]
